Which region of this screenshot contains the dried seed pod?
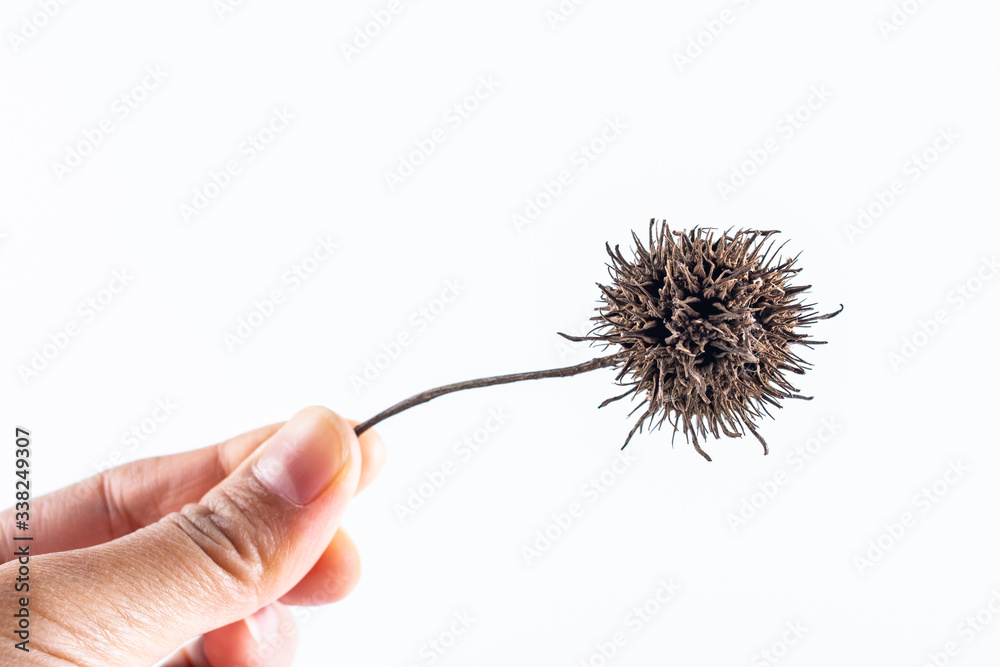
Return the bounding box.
[560,220,842,460]
[355,219,840,461]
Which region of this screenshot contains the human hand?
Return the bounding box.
[1,407,385,666]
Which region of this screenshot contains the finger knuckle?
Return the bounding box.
[164,492,266,596]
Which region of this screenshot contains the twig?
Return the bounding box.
[354,355,620,436]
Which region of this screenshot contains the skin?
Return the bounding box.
[0,407,386,666]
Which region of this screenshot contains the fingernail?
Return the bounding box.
[254,408,350,505]
[246,605,280,644]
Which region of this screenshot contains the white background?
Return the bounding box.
[3,0,1000,665]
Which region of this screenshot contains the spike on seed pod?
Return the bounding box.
[354,220,841,461]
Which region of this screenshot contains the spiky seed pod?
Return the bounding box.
[561,220,841,461]
[354,219,840,462]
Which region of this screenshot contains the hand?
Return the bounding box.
[1,407,385,666]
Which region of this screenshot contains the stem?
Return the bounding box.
[354,354,620,436]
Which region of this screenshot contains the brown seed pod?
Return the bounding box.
[560,220,842,460]
[355,220,840,461]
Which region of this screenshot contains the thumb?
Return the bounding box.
[15,406,361,666]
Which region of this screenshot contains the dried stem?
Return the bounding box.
[354,354,620,436]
